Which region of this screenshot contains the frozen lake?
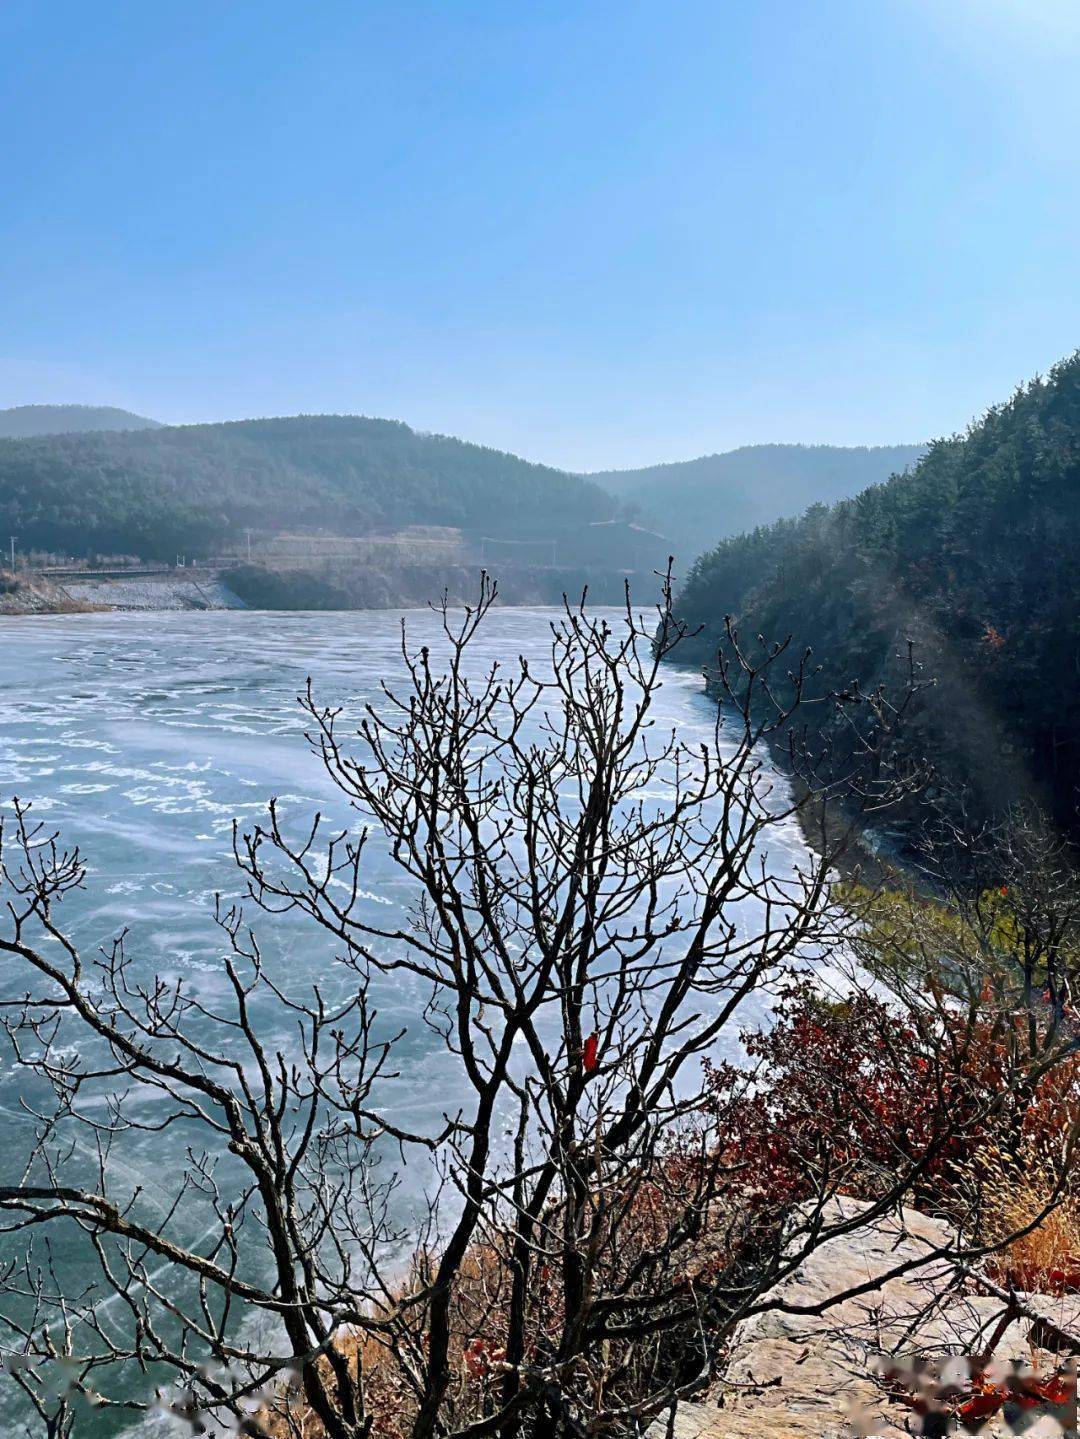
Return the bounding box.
[0,606,810,1435]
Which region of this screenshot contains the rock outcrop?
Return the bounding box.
[648,1198,1080,1438]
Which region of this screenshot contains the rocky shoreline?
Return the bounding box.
[0,573,100,615]
[0,570,244,614]
[1,563,659,615]
[60,571,245,611]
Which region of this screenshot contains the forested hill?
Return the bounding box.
[587,443,926,561]
[0,405,162,438]
[0,415,616,559]
[673,353,1080,837]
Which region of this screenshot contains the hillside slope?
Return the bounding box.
[0,415,617,560]
[588,443,926,561]
[672,355,1080,836]
[0,404,162,438]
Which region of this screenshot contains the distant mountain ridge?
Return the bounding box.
[0,407,929,578]
[0,404,162,438]
[586,443,927,561]
[0,414,618,561]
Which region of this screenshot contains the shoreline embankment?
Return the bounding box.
[1,563,659,615]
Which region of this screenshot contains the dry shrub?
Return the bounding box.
[259,992,1080,1433]
[257,1249,494,1439]
[258,1164,751,1438]
[259,1313,425,1439]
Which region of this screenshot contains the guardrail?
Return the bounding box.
[33,565,176,578]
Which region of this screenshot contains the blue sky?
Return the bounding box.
[2,0,1079,470]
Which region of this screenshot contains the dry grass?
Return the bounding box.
[968,1141,1080,1293]
[259,1330,402,1439]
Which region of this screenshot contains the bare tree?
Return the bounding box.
[0,576,1073,1439]
[912,798,1080,1031]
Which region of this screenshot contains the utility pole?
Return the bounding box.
[245,528,253,563]
[8,536,15,573]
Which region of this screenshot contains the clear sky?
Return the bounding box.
[2,0,1079,470]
